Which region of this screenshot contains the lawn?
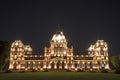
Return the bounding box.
[0,72,120,80]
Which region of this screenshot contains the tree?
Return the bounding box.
[110,54,120,73]
[0,41,11,72]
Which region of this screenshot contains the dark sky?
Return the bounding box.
[0,1,120,56]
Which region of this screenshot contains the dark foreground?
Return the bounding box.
[0,72,120,80]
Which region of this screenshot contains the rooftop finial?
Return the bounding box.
[57,24,63,31]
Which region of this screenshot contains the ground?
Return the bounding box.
[0,72,120,80]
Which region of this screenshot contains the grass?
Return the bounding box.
[0,72,120,80]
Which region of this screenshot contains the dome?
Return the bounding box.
[24,45,32,51]
[95,40,107,47]
[11,40,24,47]
[51,31,66,43]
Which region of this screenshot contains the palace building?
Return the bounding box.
[9,31,109,71]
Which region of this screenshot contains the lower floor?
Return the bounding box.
[9,60,109,71]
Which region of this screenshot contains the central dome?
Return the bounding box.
[51,31,66,43]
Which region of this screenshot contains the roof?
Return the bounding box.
[51,31,66,43]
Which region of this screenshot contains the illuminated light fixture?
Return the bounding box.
[82,61,84,64]
[97,57,100,60]
[72,65,74,69]
[10,58,13,60]
[48,65,51,69]
[75,68,78,71]
[101,42,103,45]
[22,58,24,60]
[15,42,18,46]
[88,45,94,51]
[33,62,35,64]
[96,42,99,46]
[87,62,90,64]
[101,56,104,59]
[96,48,100,51]
[81,55,83,57]
[86,55,88,57]
[63,51,66,54]
[103,47,107,51]
[106,57,108,60]
[14,55,17,59]
[43,65,46,69]
[51,31,66,43]
[40,68,43,71]
[18,65,21,70]
[25,47,28,50]
[54,54,56,56]
[54,65,57,69]
[64,61,66,63]
[57,54,60,56]
[59,65,62,69]
[35,55,37,57]
[12,48,15,51]
[65,64,68,69]
[67,61,69,64]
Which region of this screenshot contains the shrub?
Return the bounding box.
[89,70,96,73]
[115,69,120,74]
[44,69,48,72]
[4,70,12,73]
[31,69,37,72]
[19,71,25,73]
[101,69,108,73]
[77,69,84,72]
[66,70,71,72]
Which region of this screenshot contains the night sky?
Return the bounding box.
[0,1,120,56]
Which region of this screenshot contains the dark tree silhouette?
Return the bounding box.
[111,54,120,73]
[0,41,10,72]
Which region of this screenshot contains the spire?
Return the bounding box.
[57,24,63,32]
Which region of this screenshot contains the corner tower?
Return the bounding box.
[88,40,109,70]
[9,40,32,71]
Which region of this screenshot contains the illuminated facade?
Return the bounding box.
[9,31,109,71]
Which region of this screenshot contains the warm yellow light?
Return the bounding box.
[54,65,57,69]
[10,58,13,60]
[57,54,60,56]
[88,45,94,51]
[97,57,100,60]
[101,42,103,45]
[40,68,43,71]
[65,64,68,69]
[48,65,51,69]
[75,68,78,71]
[25,47,28,50]
[96,47,100,51]
[51,31,66,43]
[82,61,84,64]
[15,42,18,46]
[72,65,74,68]
[64,51,66,54]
